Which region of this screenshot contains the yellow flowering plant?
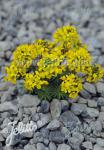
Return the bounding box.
[4,25,104,100]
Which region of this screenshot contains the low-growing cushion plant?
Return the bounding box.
[4,25,104,100]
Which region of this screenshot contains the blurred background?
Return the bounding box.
[0,0,104,74]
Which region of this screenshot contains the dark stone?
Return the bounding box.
[97,97,104,106]
[40,100,50,113]
[59,111,81,131]
[49,131,65,143]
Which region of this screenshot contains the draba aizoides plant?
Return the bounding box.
[4,25,104,100]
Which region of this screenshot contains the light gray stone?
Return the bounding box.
[19,94,40,107]
[82,141,93,149]
[6,133,23,146]
[0,82,10,91]
[5,51,12,60]
[78,97,88,104]
[1,91,12,102]
[72,132,84,144]
[49,142,57,150]
[94,120,102,132]
[96,138,104,147]
[0,133,4,142]
[2,145,13,150]
[83,82,96,94]
[80,89,91,99]
[1,118,11,129]
[71,103,87,115]
[0,101,18,114]
[98,112,104,128]
[50,99,61,119]
[22,131,34,138]
[37,143,46,150]
[33,132,44,144]
[37,113,51,128]
[57,144,71,150]
[84,107,99,118]
[96,82,104,96]
[88,99,97,108]
[47,119,61,130]
[94,144,104,150]
[22,12,39,22]
[68,137,81,150]
[0,51,5,58]
[47,22,56,32]
[24,144,36,150]
[83,122,92,134]
[0,41,12,51]
[43,139,49,146]
[61,126,71,140]
[16,80,26,95]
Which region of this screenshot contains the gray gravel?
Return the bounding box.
[0,0,104,149]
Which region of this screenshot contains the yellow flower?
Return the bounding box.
[4,63,18,84]
[53,25,82,50]
[60,74,83,99]
[86,64,104,83]
[66,47,92,73]
[24,72,48,91]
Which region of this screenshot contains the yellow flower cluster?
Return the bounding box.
[66,47,92,73]
[53,25,80,46]
[4,25,104,99]
[61,74,83,99]
[86,64,104,83]
[4,44,37,83]
[24,72,48,91]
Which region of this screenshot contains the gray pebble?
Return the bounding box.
[18,94,40,107]
[50,99,61,119]
[24,144,36,150]
[40,100,50,113]
[37,113,51,129]
[88,99,97,108]
[96,138,104,147]
[0,101,18,114]
[59,111,81,131]
[94,144,104,150]
[61,100,69,112]
[0,41,12,51]
[49,131,65,143]
[83,107,99,118]
[96,82,104,96]
[71,103,87,115]
[80,89,91,99]
[47,119,61,130]
[83,83,96,95]
[57,144,71,150]
[82,141,93,149]
[37,143,46,150]
[49,142,57,150]
[97,97,104,106]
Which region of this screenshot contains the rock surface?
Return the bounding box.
[57,144,71,150]
[18,94,40,107]
[0,101,18,114]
